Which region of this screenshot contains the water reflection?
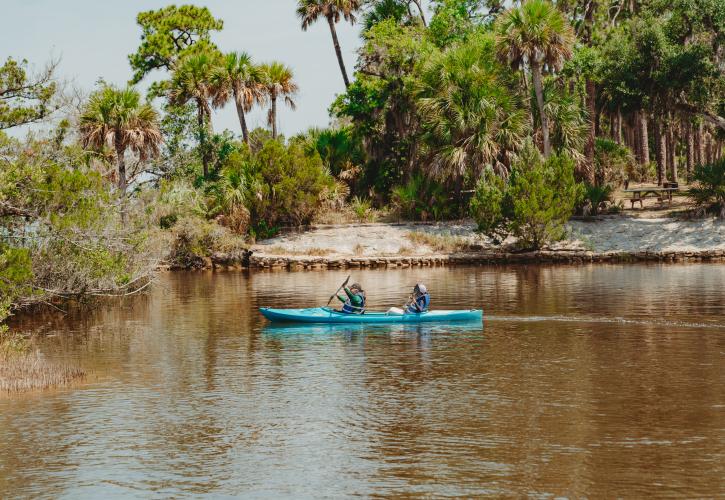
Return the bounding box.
[2,264,725,497]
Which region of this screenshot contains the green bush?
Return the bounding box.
[690,158,725,217]
[470,141,584,249]
[581,184,614,216]
[391,175,457,221]
[248,140,334,228]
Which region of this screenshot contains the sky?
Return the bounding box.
[1,0,381,138]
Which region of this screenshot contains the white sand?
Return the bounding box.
[253,216,725,257]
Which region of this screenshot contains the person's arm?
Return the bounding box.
[338,287,355,304]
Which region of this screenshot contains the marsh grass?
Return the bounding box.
[404,231,475,253]
[0,351,85,393]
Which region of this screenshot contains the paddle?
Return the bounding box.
[326,275,351,306]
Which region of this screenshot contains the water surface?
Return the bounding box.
[2,264,724,498]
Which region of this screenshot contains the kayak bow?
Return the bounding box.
[259,306,482,324]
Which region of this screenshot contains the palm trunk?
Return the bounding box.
[233,90,250,145]
[584,78,596,184]
[271,95,278,139]
[327,15,350,88]
[686,121,694,180]
[667,119,677,182]
[615,107,623,144]
[531,62,550,157]
[638,110,650,166]
[197,100,208,178]
[696,122,704,166]
[654,117,665,185]
[115,138,127,195]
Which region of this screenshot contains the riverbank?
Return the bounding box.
[244,215,725,270]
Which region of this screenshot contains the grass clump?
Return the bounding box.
[405,231,473,253]
[262,246,333,256]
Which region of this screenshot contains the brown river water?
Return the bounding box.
[1,264,724,498]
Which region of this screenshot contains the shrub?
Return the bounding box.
[350,196,374,222]
[391,175,456,221]
[690,158,725,217]
[470,141,584,249]
[248,141,334,229]
[167,216,247,268]
[580,184,614,216]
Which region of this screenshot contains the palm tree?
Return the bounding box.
[260,63,299,139]
[415,35,528,183]
[168,49,222,177]
[79,85,161,195]
[495,0,575,157]
[211,52,265,146]
[297,0,361,88]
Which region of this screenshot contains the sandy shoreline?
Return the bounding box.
[241,215,725,269]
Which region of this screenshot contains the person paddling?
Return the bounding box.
[387,283,430,315]
[336,282,366,314]
[407,283,430,313]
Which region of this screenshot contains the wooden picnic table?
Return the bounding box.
[623,184,679,208]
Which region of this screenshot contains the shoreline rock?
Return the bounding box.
[245,249,725,270]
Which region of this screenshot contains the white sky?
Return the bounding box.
[1,0,394,138]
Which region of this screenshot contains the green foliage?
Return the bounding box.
[428,0,489,47]
[582,184,614,216]
[391,174,455,220]
[129,5,223,89]
[350,196,374,222]
[470,141,584,248]
[0,57,57,130]
[690,158,725,217]
[247,140,335,228]
[166,216,247,268]
[594,138,636,186]
[415,32,527,181]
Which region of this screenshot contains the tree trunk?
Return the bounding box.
[686,121,694,180]
[696,121,704,166]
[197,102,208,178]
[654,117,665,185]
[638,110,650,166]
[271,95,278,139]
[615,108,623,144]
[667,120,677,182]
[327,15,350,88]
[115,139,127,195]
[531,62,550,157]
[584,78,596,184]
[410,0,427,26]
[234,89,250,145]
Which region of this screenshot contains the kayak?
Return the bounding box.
[259,306,482,324]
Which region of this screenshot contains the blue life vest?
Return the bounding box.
[407,292,430,313]
[342,292,366,314]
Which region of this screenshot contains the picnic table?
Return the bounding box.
[623,182,679,208]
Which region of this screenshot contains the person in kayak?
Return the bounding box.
[387,283,430,315]
[337,283,366,314]
[407,283,430,313]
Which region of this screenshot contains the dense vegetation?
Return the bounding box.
[1,0,724,337]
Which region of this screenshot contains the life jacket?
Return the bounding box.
[342,291,366,314]
[407,292,430,313]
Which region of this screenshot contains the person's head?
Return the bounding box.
[350,283,363,294]
[414,283,427,296]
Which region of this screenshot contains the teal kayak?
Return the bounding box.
[259,306,482,324]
